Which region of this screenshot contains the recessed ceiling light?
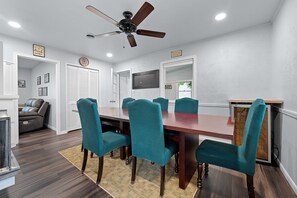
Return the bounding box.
[106,53,113,58]
[215,13,227,21]
[8,21,21,28]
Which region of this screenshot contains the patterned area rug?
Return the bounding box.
[59,146,198,198]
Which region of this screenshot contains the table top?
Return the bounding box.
[99,107,234,140]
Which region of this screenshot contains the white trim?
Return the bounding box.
[273,106,297,120]
[274,154,297,195]
[0,95,19,100]
[14,53,61,138]
[57,130,68,135]
[199,102,229,108]
[160,55,197,99]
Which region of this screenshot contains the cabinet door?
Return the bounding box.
[233,105,270,162]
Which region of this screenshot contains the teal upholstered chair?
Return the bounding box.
[195,99,266,198]
[77,99,130,184]
[174,97,198,114]
[153,97,169,112]
[127,99,179,197]
[122,97,135,109]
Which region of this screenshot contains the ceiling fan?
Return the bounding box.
[86,2,166,47]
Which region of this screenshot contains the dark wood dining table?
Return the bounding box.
[97,107,234,189]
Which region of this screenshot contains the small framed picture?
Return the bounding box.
[44,73,50,83]
[42,87,48,96]
[38,87,43,96]
[33,44,45,57]
[18,80,26,88]
[37,76,41,85]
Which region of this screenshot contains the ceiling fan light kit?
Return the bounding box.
[86,1,166,47]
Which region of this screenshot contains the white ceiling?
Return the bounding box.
[0,0,281,64]
[18,57,43,69]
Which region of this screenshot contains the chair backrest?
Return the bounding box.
[239,99,266,171]
[86,98,97,106]
[77,99,103,155]
[153,97,169,112]
[22,98,44,112]
[122,97,135,109]
[174,97,198,114]
[128,99,166,165]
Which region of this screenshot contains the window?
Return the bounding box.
[178,81,192,99]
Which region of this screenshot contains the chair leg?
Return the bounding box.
[246,175,255,198]
[131,156,137,184]
[197,162,203,188]
[125,146,129,165]
[160,166,165,197]
[174,153,179,173]
[81,143,83,152]
[90,152,94,158]
[205,163,209,177]
[110,151,114,157]
[81,149,88,173]
[96,157,104,184]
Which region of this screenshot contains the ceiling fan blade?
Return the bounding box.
[86,5,119,27]
[93,31,122,38]
[136,29,166,38]
[127,35,137,47]
[131,2,154,26]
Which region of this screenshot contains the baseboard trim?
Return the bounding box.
[57,130,68,135]
[199,103,229,108]
[274,154,297,195]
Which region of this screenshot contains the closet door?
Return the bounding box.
[66,66,100,132]
[67,66,80,131]
[89,70,99,100]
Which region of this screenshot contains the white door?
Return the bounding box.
[119,71,131,106]
[110,72,119,107]
[66,65,99,131]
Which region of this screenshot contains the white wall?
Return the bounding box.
[18,68,32,104]
[0,33,113,134]
[115,24,274,113]
[271,0,297,194]
[31,62,56,128]
[0,42,3,94]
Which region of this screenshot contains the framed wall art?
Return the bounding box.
[44,73,50,83]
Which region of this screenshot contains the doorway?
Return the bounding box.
[16,54,61,137]
[110,69,132,108]
[66,64,99,132]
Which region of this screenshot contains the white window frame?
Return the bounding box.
[160,55,197,101]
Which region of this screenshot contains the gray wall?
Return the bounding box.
[18,68,32,104]
[272,0,297,193]
[31,62,56,128]
[0,33,113,132]
[115,24,274,103]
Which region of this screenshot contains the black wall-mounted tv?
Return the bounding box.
[132,69,159,89]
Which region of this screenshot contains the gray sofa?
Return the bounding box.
[19,99,49,133]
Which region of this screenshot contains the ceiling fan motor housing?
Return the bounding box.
[119,11,137,34]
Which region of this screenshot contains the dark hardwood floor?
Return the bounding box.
[0,128,296,198]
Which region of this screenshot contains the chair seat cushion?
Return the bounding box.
[196,140,252,175]
[102,132,130,156]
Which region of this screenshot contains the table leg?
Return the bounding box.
[120,121,131,160]
[179,133,199,189]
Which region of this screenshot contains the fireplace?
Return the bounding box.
[0,110,11,174]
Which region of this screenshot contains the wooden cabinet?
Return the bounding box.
[228,99,283,163]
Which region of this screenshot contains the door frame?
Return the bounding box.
[160,55,197,100]
[65,63,100,132]
[117,69,132,107]
[15,53,61,138]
